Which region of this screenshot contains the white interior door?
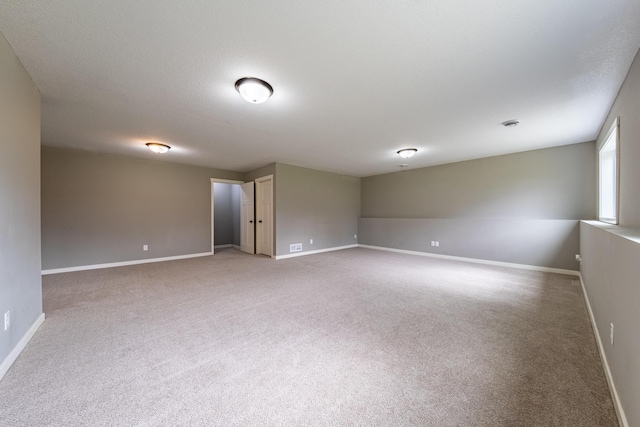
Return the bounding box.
[240,181,255,254]
[256,176,273,256]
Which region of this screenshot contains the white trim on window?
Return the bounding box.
[598,117,619,224]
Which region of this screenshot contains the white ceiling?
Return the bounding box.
[1,1,639,177]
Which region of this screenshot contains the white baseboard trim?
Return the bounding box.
[578,273,628,427]
[42,252,213,275]
[357,244,579,276]
[275,244,358,260]
[0,313,45,382]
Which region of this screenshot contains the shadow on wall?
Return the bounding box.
[358,218,580,271]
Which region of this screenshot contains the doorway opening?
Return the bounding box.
[211,175,273,257]
[211,180,242,254]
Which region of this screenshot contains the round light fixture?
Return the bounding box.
[397,148,418,158]
[146,142,171,154]
[235,77,273,104]
[502,119,519,128]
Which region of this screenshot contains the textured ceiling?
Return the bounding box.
[1,0,639,177]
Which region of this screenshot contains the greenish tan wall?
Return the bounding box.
[360,142,596,270]
[275,163,360,256]
[362,142,595,220]
[41,147,243,270]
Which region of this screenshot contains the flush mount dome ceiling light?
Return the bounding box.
[397,148,418,158]
[502,119,520,128]
[146,142,171,154]
[235,77,273,104]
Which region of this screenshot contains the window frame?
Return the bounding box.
[598,117,620,224]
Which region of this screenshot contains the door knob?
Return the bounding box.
[259,220,263,223]
[249,220,253,223]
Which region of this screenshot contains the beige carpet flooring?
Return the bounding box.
[0,248,618,426]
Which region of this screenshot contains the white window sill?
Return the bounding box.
[582,220,640,245]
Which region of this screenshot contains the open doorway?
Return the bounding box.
[211,179,243,254]
[211,176,273,257]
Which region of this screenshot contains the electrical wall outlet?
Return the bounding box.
[310,239,313,244]
[354,234,357,239]
[143,245,148,251]
[4,311,9,331]
[610,323,614,346]
[430,241,440,247]
[575,254,582,262]
[290,243,302,252]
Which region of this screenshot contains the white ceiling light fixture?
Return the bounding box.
[146,142,171,154]
[235,77,274,104]
[502,119,520,128]
[397,148,418,158]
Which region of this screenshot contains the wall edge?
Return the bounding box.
[0,313,45,382]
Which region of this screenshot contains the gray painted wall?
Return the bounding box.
[360,218,579,270]
[244,163,275,183]
[360,143,596,269]
[41,147,243,269]
[604,50,640,229]
[581,50,640,427]
[0,34,43,367]
[581,223,639,426]
[275,163,360,256]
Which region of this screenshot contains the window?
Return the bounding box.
[599,118,619,224]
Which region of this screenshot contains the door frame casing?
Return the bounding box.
[240,181,255,254]
[210,178,245,254]
[255,174,274,257]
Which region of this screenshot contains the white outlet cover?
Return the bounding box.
[610,323,614,346]
[143,245,148,251]
[310,239,313,244]
[4,311,9,331]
